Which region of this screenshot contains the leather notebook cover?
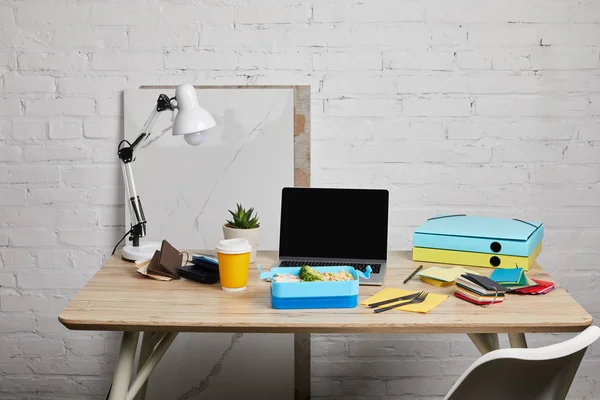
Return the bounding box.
[147,240,182,279]
[462,273,507,292]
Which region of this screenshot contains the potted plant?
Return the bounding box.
[223,204,260,263]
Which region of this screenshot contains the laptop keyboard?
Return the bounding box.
[279,260,381,274]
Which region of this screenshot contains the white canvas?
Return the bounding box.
[123,87,295,251]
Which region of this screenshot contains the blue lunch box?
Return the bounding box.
[257,265,372,309]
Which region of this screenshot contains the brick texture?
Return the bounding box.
[0,0,599,399]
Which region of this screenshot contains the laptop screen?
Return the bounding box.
[279,188,389,261]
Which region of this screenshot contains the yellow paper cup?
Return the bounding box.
[216,238,252,292]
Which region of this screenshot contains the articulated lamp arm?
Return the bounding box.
[117,94,175,247]
[115,84,216,261]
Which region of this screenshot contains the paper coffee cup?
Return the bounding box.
[215,238,252,292]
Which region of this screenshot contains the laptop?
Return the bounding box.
[276,187,389,286]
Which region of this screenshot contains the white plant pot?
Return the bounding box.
[222,225,260,263]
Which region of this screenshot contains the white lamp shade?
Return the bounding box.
[172,84,216,143]
[173,106,216,135]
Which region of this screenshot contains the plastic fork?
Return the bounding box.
[373,292,429,313]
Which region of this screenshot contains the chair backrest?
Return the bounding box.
[444,326,600,400]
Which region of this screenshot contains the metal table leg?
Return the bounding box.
[109,331,140,400]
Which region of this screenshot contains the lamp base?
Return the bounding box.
[121,242,161,262]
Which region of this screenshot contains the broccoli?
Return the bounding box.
[299,265,323,282]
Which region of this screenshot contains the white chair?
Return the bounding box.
[444,326,600,400]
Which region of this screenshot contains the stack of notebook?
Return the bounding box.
[413,215,544,270]
[455,273,507,305]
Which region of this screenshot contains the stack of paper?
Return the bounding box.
[513,279,556,295]
[455,273,507,305]
[418,266,478,287]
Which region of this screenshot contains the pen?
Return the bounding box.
[404,265,423,284]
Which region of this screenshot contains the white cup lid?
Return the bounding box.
[215,238,252,255]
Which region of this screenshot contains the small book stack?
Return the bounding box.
[455,273,507,305]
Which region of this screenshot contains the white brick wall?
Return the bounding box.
[0,0,599,399]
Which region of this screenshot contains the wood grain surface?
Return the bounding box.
[59,251,592,334]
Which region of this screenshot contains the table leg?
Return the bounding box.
[467,333,500,355]
[294,333,311,400]
[487,333,500,350]
[508,333,528,348]
[134,332,155,400]
[127,333,178,400]
[109,331,140,400]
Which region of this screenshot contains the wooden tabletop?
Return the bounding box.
[59,251,593,334]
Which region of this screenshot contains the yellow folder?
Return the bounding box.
[412,243,541,271]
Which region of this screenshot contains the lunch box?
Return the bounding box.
[257,265,372,309]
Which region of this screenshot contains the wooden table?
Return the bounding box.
[59,251,592,400]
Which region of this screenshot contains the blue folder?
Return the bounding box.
[413,215,543,256]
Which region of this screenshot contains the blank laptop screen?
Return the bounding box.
[279,188,389,261]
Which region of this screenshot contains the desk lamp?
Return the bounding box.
[117,84,216,261]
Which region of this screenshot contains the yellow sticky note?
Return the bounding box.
[361,288,448,314]
[419,276,453,287]
[418,266,478,283]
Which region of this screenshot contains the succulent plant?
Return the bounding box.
[226,203,260,229]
